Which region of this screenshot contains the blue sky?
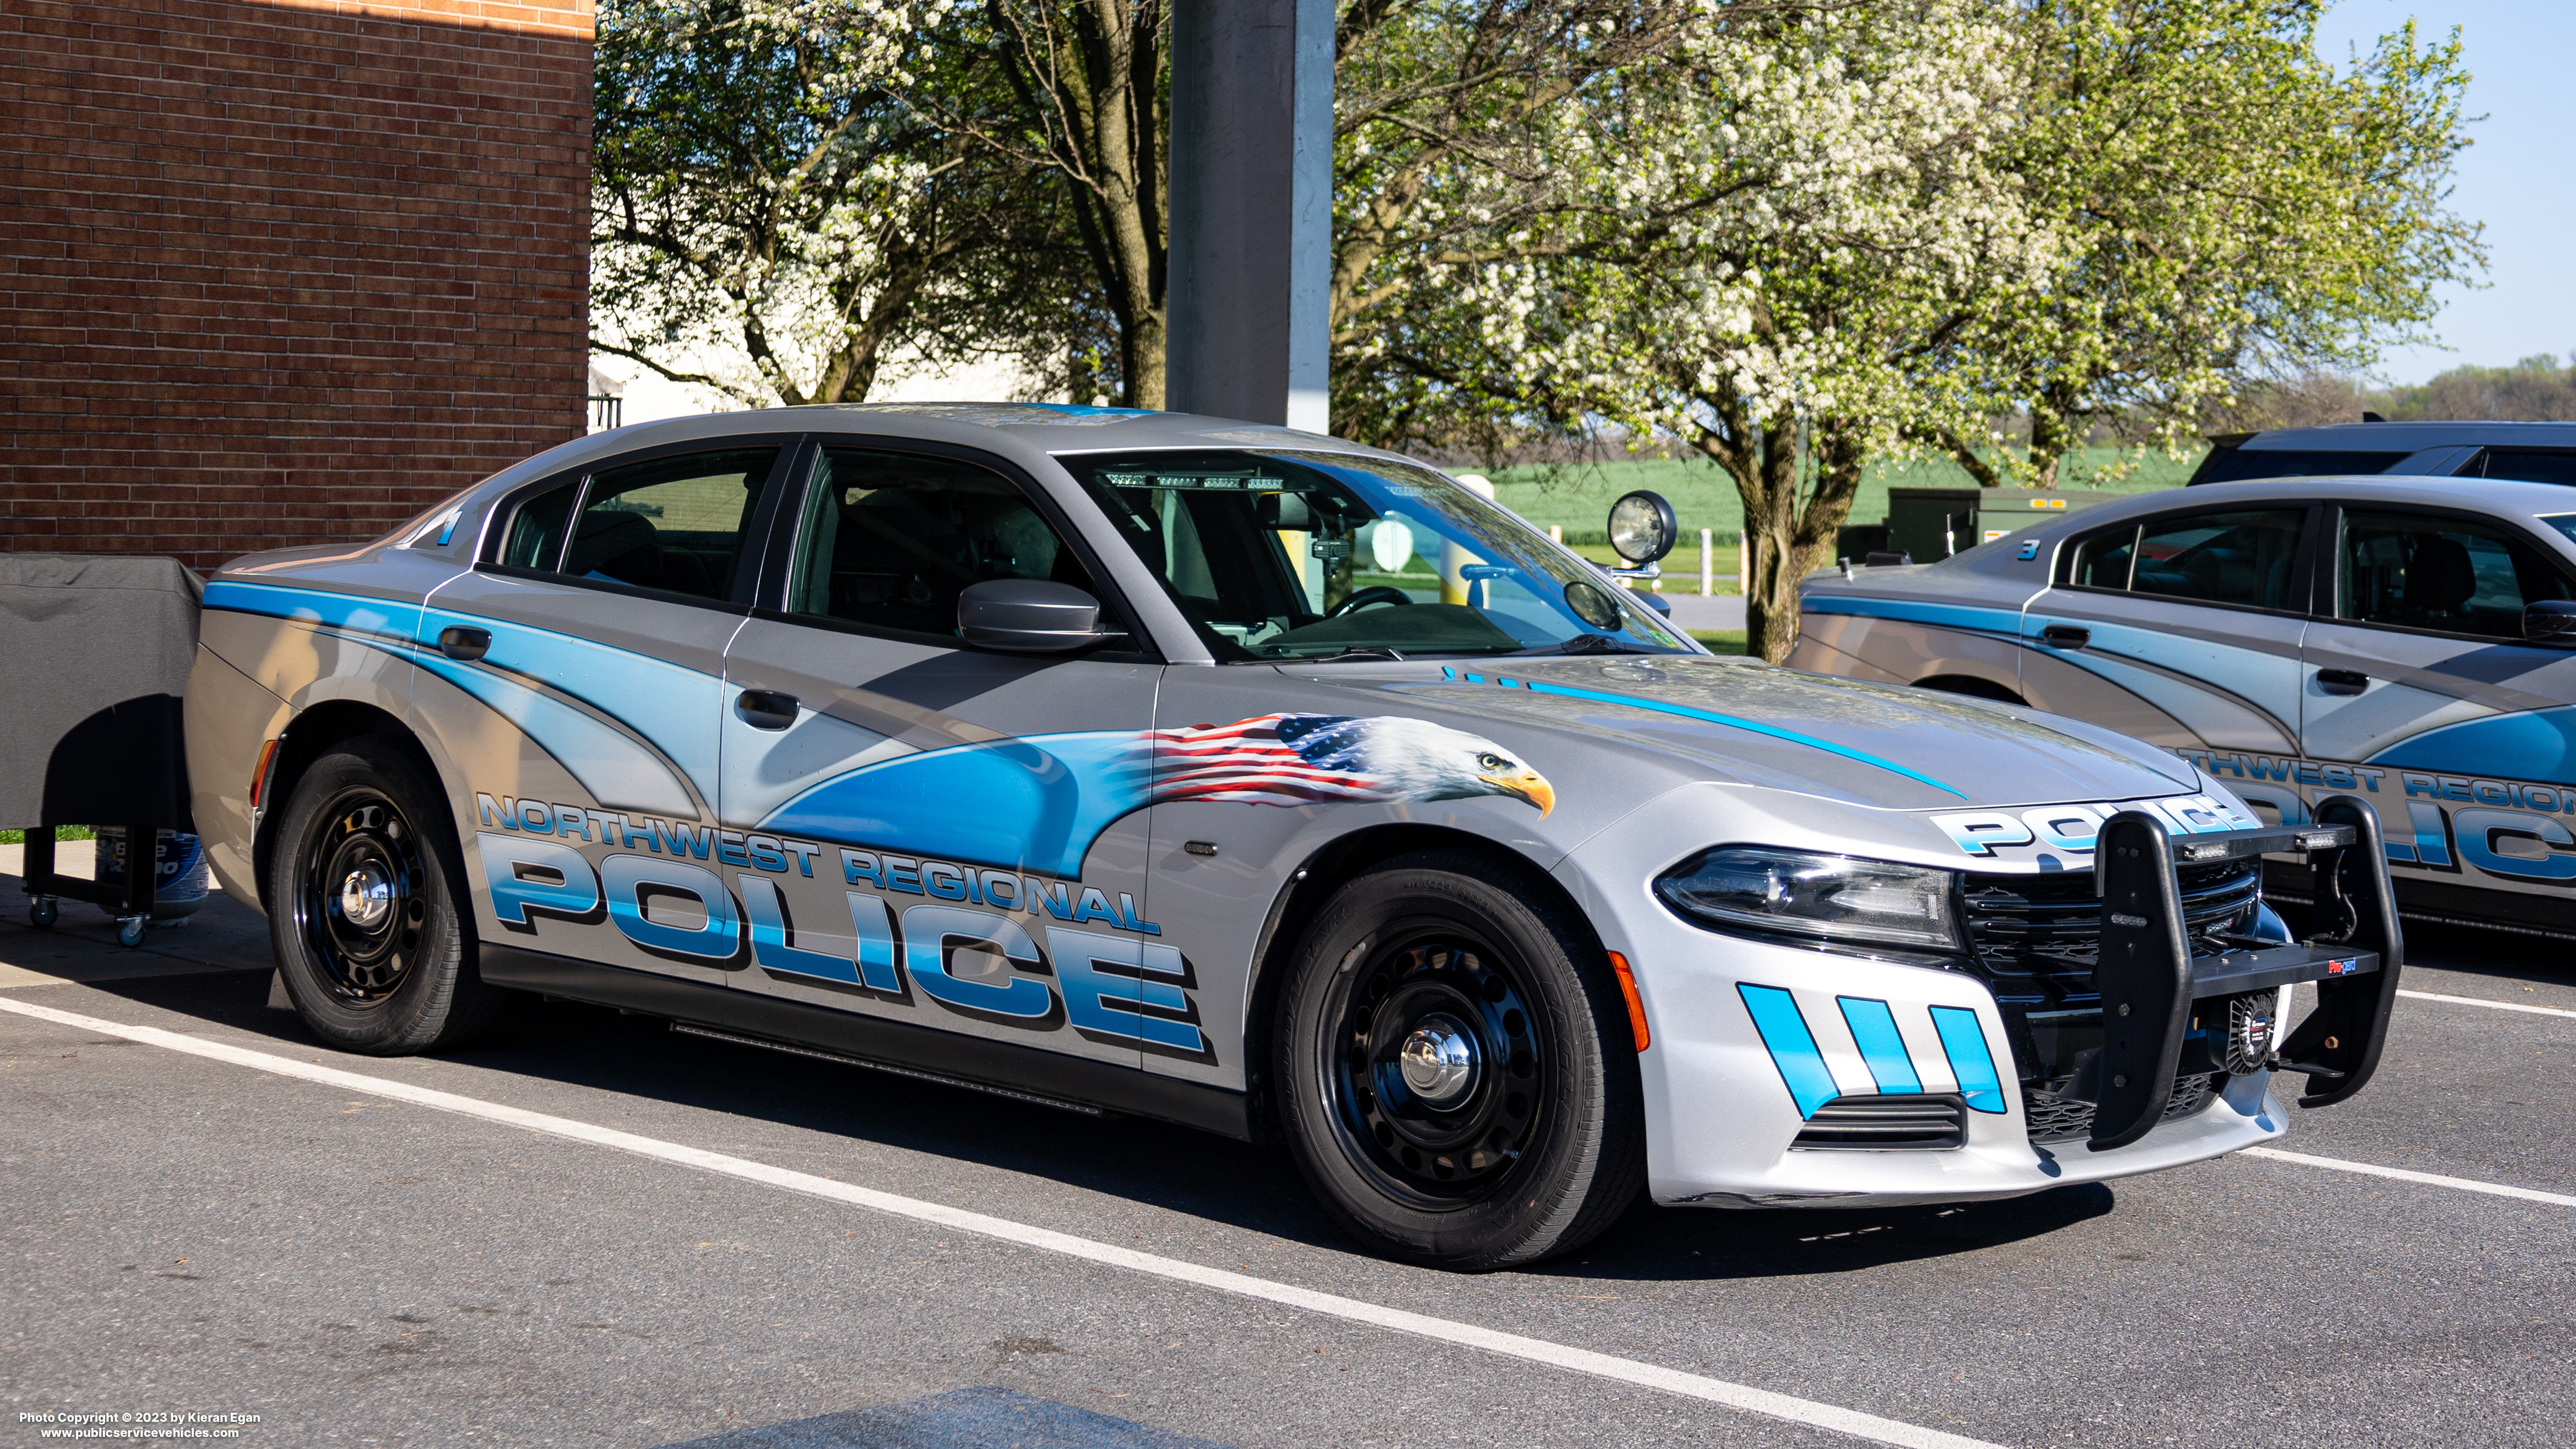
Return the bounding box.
[2315,1,2574,382]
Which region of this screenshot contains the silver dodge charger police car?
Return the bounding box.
[181,406,2401,1269]
[1796,475,2576,941]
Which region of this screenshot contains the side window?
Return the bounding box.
[2068,523,2138,590]
[2474,450,2576,487]
[2130,509,2306,610]
[502,479,577,570]
[498,448,781,601]
[2063,509,2306,610]
[2338,510,2576,639]
[785,448,1098,639]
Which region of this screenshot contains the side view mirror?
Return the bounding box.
[958,579,1122,654]
[2527,599,2576,648]
[1607,490,1677,567]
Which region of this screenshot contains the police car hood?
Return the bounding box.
[1351,656,2196,812]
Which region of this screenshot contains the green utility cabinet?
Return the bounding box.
[1881,487,2118,562]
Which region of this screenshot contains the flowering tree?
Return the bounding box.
[1940,1,2482,488]
[591,0,1072,405]
[1340,1,2040,661]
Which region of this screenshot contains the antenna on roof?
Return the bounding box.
[2361,411,2387,423]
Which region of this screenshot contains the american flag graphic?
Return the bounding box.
[1143,712,1555,818]
[1147,714,1397,807]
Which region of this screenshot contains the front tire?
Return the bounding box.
[1275,850,1645,1270]
[267,737,502,1054]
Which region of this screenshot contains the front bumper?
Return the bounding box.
[1560,798,2401,1209]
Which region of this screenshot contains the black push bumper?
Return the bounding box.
[2088,793,2403,1151]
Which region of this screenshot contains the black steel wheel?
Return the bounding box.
[293,786,429,1004]
[267,737,504,1054]
[1325,928,1547,1209]
[1276,850,1644,1270]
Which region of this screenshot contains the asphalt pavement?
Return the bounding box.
[1,859,2568,1449]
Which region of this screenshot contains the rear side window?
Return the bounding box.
[2473,450,2576,487]
[2065,509,2307,611]
[497,446,782,602]
[785,447,1098,639]
[2338,510,2576,639]
[2193,448,2408,485]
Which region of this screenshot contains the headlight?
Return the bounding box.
[1654,847,1963,954]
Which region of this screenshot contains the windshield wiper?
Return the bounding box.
[1510,634,1665,657]
[1303,646,1406,663]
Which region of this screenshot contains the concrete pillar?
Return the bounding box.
[1165,0,1335,432]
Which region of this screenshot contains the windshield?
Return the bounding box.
[1056,449,1691,660]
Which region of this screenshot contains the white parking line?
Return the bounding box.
[2396,988,2576,1021]
[2243,1147,2576,1208]
[0,995,2002,1449]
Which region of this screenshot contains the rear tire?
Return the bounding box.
[1274,850,1645,1270]
[266,737,503,1054]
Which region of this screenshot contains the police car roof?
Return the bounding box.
[2165,474,2576,517]
[2222,420,2576,451]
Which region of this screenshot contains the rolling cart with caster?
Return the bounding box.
[2,555,204,950]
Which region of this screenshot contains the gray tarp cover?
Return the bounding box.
[0,555,203,829]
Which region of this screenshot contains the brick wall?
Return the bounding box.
[0,0,593,571]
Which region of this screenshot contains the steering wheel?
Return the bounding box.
[1329,585,1416,619]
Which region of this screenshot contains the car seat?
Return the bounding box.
[2399,535,2476,627]
[564,509,716,598]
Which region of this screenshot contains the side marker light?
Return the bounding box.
[1606,951,1650,1052]
[249,738,281,810]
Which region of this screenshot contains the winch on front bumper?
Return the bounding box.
[1960,793,2404,1152]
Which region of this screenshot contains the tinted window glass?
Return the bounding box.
[2474,450,2576,487]
[502,481,577,570]
[2111,510,2308,610]
[2338,510,2576,639]
[556,448,780,601]
[1056,450,1686,661]
[2069,524,2138,589]
[2544,513,2576,546]
[2194,448,2408,484]
[786,448,1094,638]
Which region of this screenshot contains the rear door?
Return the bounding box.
[418,438,798,984]
[2301,504,2576,893]
[2017,504,2318,775]
[714,440,1165,1072]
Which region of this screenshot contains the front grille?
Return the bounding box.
[2022,1072,2224,1145]
[1792,1093,1968,1151]
[1961,859,2263,1009]
[1957,861,2259,1144]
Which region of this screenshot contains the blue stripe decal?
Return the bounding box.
[2364,706,2576,787]
[421,606,724,809]
[1738,984,1840,1119]
[1928,1005,2008,1114]
[1802,596,2024,634]
[1511,680,1964,798]
[203,579,418,639]
[1836,997,1922,1095]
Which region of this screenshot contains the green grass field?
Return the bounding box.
[1472,447,2204,544]
[0,827,97,845]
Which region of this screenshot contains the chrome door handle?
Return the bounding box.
[2040,624,2090,648]
[2316,669,2369,696]
[733,689,799,730]
[437,626,490,662]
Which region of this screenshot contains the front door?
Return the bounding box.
[418,439,795,985]
[2301,504,2576,894]
[715,442,1164,1072]
[2018,504,2317,819]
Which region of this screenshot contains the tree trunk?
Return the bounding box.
[2026,385,2079,489]
[1699,408,1873,665]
